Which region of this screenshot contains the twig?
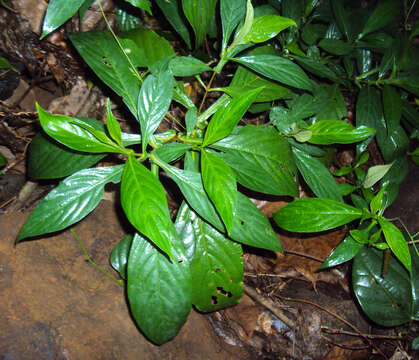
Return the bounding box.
[284,249,325,263]
[243,284,295,329]
[274,294,388,359]
[322,326,402,340]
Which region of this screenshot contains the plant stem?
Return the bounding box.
[71,230,124,286]
[198,70,217,114]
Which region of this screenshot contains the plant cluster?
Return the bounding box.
[15,0,419,346]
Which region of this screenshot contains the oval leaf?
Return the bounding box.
[319,236,363,269]
[169,56,212,76]
[110,234,133,280]
[274,198,362,233]
[17,166,123,242]
[242,15,296,44]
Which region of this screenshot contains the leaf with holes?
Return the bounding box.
[127,233,191,344]
[17,166,123,242]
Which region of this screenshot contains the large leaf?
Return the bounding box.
[294,56,343,84]
[190,215,243,312]
[201,150,237,234]
[36,104,121,154]
[382,85,402,135]
[274,198,362,233]
[319,236,363,269]
[137,71,173,149]
[169,56,212,77]
[353,247,412,326]
[182,0,218,48]
[307,120,375,145]
[121,155,177,259]
[292,148,342,202]
[331,0,352,41]
[318,39,353,55]
[203,88,262,146]
[220,0,246,53]
[110,234,133,280]
[174,202,197,262]
[360,0,402,38]
[153,142,191,164]
[232,55,313,91]
[17,166,123,241]
[41,0,85,39]
[154,0,191,48]
[124,0,151,14]
[378,218,411,274]
[242,15,296,44]
[127,233,191,344]
[69,31,141,118]
[119,27,175,68]
[212,125,298,197]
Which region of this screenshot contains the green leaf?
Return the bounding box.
[273,198,362,233]
[36,104,121,154]
[153,143,191,164]
[169,56,211,77]
[220,0,246,53]
[212,125,298,197]
[294,56,343,84]
[127,233,191,344]
[182,0,218,48]
[105,99,122,146]
[115,7,142,31]
[110,234,133,280]
[232,0,254,47]
[190,214,243,312]
[382,86,402,135]
[318,39,353,55]
[319,236,363,269]
[201,150,237,234]
[360,0,402,38]
[120,27,175,69]
[293,148,342,202]
[203,88,262,146]
[137,71,173,150]
[353,247,412,326]
[362,163,393,188]
[27,132,104,180]
[231,193,283,252]
[378,218,411,274]
[174,202,197,262]
[370,184,389,215]
[17,166,123,242]
[124,0,151,14]
[307,120,375,145]
[0,56,17,72]
[232,55,313,91]
[121,155,177,259]
[331,0,352,41]
[41,0,85,39]
[413,337,419,350]
[242,15,296,44]
[154,0,191,48]
[0,153,6,168]
[69,31,141,118]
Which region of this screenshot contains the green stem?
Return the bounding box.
[151,163,159,178]
[177,134,203,145]
[198,70,217,114]
[71,230,124,287]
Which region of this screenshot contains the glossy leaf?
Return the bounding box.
[127,233,191,344]
[362,163,393,188]
[174,202,197,262]
[41,0,85,39]
[294,56,343,84]
[220,0,246,53]
[331,0,352,40]
[378,218,411,274]
[154,0,191,48]
[353,247,412,326]
[307,120,375,145]
[182,0,218,48]
[37,104,121,154]
[319,236,363,269]
[232,55,313,91]
[360,0,402,38]
[121,155,177,259]
[110,234,133,280]
[105,99,122,146]
[274,198,362,233]
[212,125,298,197]
[242,15,296,44]
[382,85,402,135]
[232,0,254,47]
[190,214,243,312]
[318,39,353,55]
[201,150,237,234]
[17,166,123,242]
[153,143,191,164]
[70,31,141,117]
[0,56,17,72]
[137,71,173,149]
[169,56,212,76]
[203,88,262,146]
[293,148,342,202]
[124,0,151,14]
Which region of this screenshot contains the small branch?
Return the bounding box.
[322,326,403,340]
[284,249,325,263]
[244,285,295,329]
[198,71,217,114]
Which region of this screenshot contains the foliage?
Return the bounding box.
[18,0,419,344]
